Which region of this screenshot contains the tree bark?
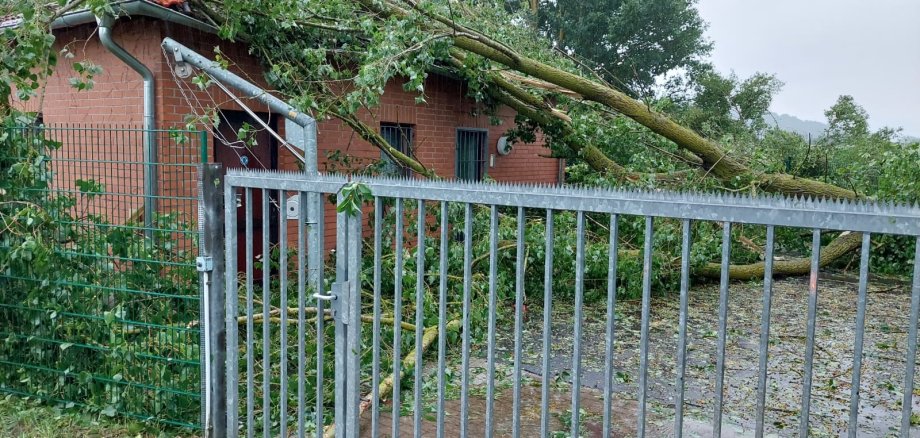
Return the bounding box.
[698,231,863,280]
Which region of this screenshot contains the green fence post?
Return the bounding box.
[200,130,208,164]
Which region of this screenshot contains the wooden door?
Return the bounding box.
[213,111,278,278]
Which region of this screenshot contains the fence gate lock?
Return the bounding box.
[312,281,348,323]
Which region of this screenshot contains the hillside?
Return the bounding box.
[767,112,827,139]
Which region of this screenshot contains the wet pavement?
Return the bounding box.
[363,274,920,437]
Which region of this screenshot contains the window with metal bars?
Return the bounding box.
[456,128,487,181]
[380,123,414,177]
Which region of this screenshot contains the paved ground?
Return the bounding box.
[360,384,751,437]
[360,274,920,437]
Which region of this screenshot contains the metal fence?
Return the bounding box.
[0,125,206,428]
[213,168,920,438]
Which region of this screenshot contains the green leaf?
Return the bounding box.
[337,181,373,215]
[75,178,104,199]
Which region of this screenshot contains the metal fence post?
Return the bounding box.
[329,197,364,438]
[344,209,363,438]
[199,163,226,437]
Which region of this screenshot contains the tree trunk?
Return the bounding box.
[358,0,858,200]
[698,231,863,280]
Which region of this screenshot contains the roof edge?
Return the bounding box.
[1,0,216,34]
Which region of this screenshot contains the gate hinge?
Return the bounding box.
[196,256,214,272]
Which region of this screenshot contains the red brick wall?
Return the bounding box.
[20,18,562,249]
[313,75,561,184]
[12,21,159,222]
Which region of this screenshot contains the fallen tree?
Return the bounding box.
[193,0,872,276]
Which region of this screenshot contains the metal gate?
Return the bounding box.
[203,166,920,438]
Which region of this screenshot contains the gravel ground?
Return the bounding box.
[369,273,919,437]
[479,273,920,437]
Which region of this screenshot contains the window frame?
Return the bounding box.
[379,122,415,178]
[455,127,489,181]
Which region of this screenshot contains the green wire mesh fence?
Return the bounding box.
[0,124,207,429]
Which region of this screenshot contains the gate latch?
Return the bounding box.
[196,256,213,272]
[312,281,348,323]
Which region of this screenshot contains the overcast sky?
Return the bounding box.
[695,0,920,136]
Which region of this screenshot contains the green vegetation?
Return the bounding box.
[2,0,919,433]
[201,0,919,279]
[505,0,712,95]
[0,125,202,427]
[0,394,178,437]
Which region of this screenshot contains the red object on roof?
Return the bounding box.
[154,0,186,7]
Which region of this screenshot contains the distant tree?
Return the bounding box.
[823,95,870,145]
[507,0,712,95]
[680,69,783,137]
[816,95,912,199]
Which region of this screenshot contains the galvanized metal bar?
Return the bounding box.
[279,194,289,437]
[217,169,920,438]
[512,207,526,438]
[313,195,326,438]
[372,197,383,438]
[392,198,405,438]
[848,233,871,438]
[413,200,426,438]
[224,182,239,437]
[638,216,653,438]
[245,188,255,438]
[297,190,308,438]
[284,118,319,175]
[261,189,271,438]
[755,225,776,438]
[224,171,920,236]
[202,163,226,438]
[540,209,555,438]
[713,222,732,436]
[674,219,692,437]
[436,201,449,438]
[198,157,208,434]
[161,38,314,129]
[334,204,348,438]
[570,211,587,438]
[900,237,920,437]
[344,204,363,438]
[485,205,499,438]
[602,214,619,438]
[800,229,822,436]
[460,203,473,437]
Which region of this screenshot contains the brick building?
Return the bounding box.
[10,1,562,248]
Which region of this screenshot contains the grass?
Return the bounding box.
[0,395,195,438]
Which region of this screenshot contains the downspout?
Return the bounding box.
[97,14,157,237]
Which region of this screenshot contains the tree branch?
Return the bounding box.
[333,111,441,179]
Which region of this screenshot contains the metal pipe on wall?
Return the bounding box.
[97,14,157,236]
[1,1,219,234]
